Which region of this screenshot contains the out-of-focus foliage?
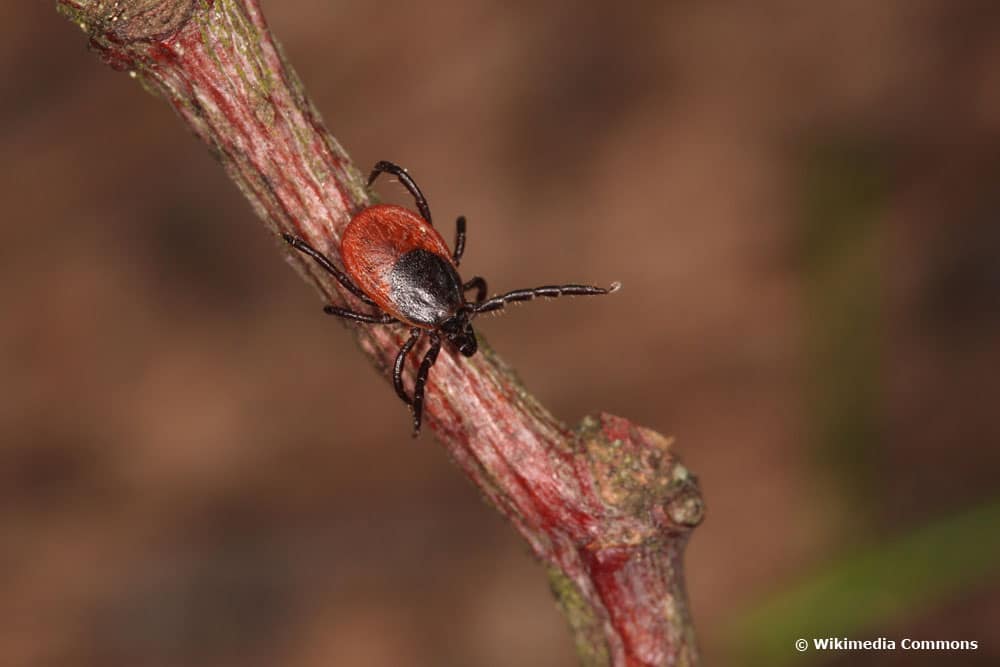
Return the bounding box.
[730,500,1000,666]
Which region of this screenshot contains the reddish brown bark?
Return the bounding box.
[56,1,703,664]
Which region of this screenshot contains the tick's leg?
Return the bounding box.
[463,276,488,303]
[453,216,467,265]
[474,282,621,314]
[393,329,421,405]
[323,305,398,324]
[367,161,433,225]
[410,333,442,437]
[283,234,377,306]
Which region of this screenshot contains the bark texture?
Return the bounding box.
[56,2,704,664]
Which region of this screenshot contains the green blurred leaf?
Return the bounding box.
[726,499,1000,667]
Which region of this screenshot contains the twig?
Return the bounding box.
[56,2,704,664]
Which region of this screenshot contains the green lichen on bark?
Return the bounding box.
[548,566,611,667]
[199,0,276,104]
[577,415,703,532]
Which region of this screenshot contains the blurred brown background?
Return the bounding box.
[3,2,1000,666]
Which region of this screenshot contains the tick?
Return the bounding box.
[284,160,619,436]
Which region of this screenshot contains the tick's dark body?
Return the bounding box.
[388,249,464,326]
[284,160,617,436]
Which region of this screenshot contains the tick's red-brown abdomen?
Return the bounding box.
[341,204,455,322]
